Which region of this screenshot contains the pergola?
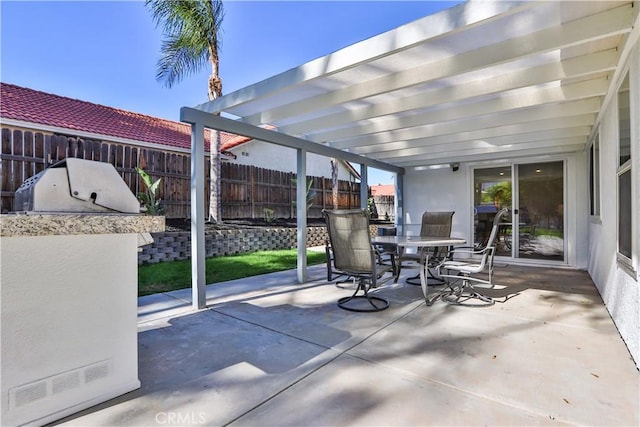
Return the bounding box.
[181,0,637,309]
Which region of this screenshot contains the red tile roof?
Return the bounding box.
[0,82,251,152]
[370,184,394,196]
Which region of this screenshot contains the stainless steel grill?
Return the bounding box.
[14,158,140,214]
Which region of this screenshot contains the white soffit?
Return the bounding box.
[198,0,635,167]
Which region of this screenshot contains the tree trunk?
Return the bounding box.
[209,129,221,222]
[208,71,223,223]
[330,158,339,209]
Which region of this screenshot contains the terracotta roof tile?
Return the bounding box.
[370,184,394,196]
[0,82,250,152]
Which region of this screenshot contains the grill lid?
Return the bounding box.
[14,158,141,214]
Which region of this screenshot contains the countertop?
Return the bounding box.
[0,213,165,237]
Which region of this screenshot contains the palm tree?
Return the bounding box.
[330,158,339,209]
[146,0,225,223]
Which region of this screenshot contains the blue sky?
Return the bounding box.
[1,0,458,184]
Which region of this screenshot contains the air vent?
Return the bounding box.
[84,361,110,383]
[12,382,47,408]
[52,371,81,395]
[9,360,112,410]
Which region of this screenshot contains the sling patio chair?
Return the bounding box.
[434,207,509,307]
[395,211,454,285]
[323,209,395,312]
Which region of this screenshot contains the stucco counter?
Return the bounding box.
[0,214,164,426]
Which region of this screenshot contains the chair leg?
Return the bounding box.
[337,279,389,312]
[406,267,446,286]
[441,275,495,307]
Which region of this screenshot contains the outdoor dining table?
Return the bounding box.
[371,235,466,305]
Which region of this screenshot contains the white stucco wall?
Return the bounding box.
[228,140,353,181]
[403,155,586,269]
[587,38,639,367]
[568,151,590,269]
[403,166,470,239]
[1,233,140,425]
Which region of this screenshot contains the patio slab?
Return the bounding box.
[56,264,638,426]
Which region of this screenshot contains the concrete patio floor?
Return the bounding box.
[57,264,638,426]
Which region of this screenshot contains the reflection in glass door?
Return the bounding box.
[517,161,564,261]
[473,162,565,262]
[473,166,512,257]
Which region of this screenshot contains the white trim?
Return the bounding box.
[614,66,636,277]
[588,130,602,218]
[588,2,640,143]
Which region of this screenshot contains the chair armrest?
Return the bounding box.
[439,245,493,265]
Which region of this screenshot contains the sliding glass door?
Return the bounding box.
[473,166,512,256]
[473,161,565,262]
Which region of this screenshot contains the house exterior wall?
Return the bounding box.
[402,152,587,269]
[227,140,353,181]
[587,38,639,367]
[403,166,471,240]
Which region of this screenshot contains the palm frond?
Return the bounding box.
[145,0,224,88]
[156,33,209,88]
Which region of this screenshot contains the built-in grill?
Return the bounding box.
[14,158,140,214]
[2,158,159,426]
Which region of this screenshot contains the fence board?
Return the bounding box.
[1,129,13,212]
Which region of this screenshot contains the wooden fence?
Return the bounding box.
[1,128,361,218]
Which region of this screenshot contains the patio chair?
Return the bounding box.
[323,209,394,312]
[435,207,509,306]
[395,211,454,285]
[325,239,354,283]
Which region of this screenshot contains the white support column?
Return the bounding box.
[190,123,206,309]
[360,165,368,211]
[395,173,404,236]
[296,148,307,283]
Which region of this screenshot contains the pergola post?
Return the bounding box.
[296,148,307,283]
[190,122,206,309]
[360,165,368,211]
[395,173,404,236]
[181,108,402,288]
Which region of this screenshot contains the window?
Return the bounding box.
[617,73,633,272]
[589,133,600,216]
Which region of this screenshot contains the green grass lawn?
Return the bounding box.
[138,249,327,297]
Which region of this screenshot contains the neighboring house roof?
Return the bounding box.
[370,184,394,196]
[0,83,360,179]
[0,82,251,153]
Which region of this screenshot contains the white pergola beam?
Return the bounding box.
[252,5,630,129]
[353,115,595,156]
[331,102,599,150]
[180,107,403,175]
[312,78,608,143]
[373,127,591,162]
[195,1,530,115]
[284,49,617,138]
[397,139,587,167]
